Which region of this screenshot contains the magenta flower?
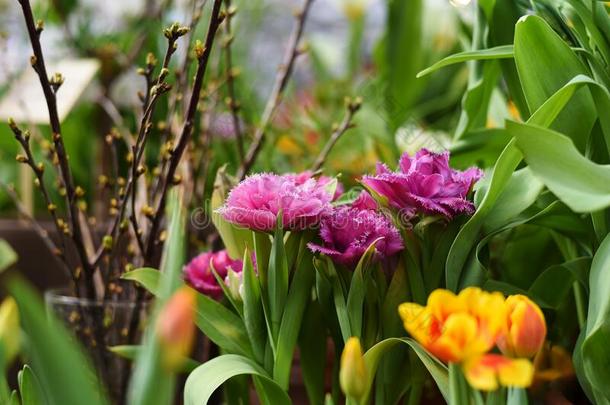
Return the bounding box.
[287,171,344,200]
[184,250,243,299]
[218,173,333,232]
[308,200,403,268]
[361,149,483,220]
[351,190,378,211]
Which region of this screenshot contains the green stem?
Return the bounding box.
[573,281,587,329]
[449,362,469,405]
[402,231,426,305]
[405,350,425,405]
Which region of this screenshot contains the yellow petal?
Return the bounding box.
[428,289,464,322]
[463,355,500,391]
[398,302,433,346]
[463,354,534,391]
[498,358,535,388]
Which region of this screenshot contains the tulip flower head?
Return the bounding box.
[361,149,483,221]
[184,250,243,299]
[398,288,507,363]
[218,173,334,232]
[156,287,196,370]
[497,294,546,358]
[308,192,403,268]
[340,337,368,401]
[0,297,20,366]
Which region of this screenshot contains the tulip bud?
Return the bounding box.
[156,287,196,371]
[340,337,367,401]
[497,295,546,358]
[0,298,20,368]
[224,268,243,303]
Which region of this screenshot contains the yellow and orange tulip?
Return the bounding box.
[398,287,507,363]
[497,295,546,359]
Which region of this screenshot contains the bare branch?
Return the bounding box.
[146,0,224,264]
[310,97,362,172]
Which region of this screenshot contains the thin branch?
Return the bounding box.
[223,0,245,162]
[92,26,188,267]
[146,0,224,264]
[310,97,361,172]
[16,0,95,296]
[237,0,315,179]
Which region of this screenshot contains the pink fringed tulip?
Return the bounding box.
[361,149,483,220]
[183,250,243,299]
[218,173,333,232]
[497,295,547,358]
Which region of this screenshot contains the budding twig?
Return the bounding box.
[16,0,95,298]
[311,97,362,172]
[146,0,224,264]
[237,0,315,180]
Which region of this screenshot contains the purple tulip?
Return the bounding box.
[308,196,403,268]
[361,149,483,221]
[218,173,334,232]
[184,250,243,299]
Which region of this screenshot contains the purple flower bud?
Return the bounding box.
[361,149,483,221]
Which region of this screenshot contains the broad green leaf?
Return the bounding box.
[127,191,186,405]
[18,365,44,405]
[109,345,199,373]
[253,231,271,286]
[509,121,610,212]
[346,239,383,338]
[298,301,327,405]
[454,58,501,140]
[184,354,291,405]
[268,224,289,340]
[417,45,514,78]
[514,15,596,150]
[274,248,315,388]
[9,390,19,405]
[194,294,253,357]
[528,258,590,308]
[581,234,610,400]
[383,0,424,130]
[482,168,544,231]
[121,268,161,296]
[0,240,17,273]
[446,141,522,290]
[211,166,253,259]
[242,250,266,364]
[362,338,449,403]
[8,278,108,405]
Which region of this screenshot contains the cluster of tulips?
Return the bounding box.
[398,288,546,391]
[174,148,548,402]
